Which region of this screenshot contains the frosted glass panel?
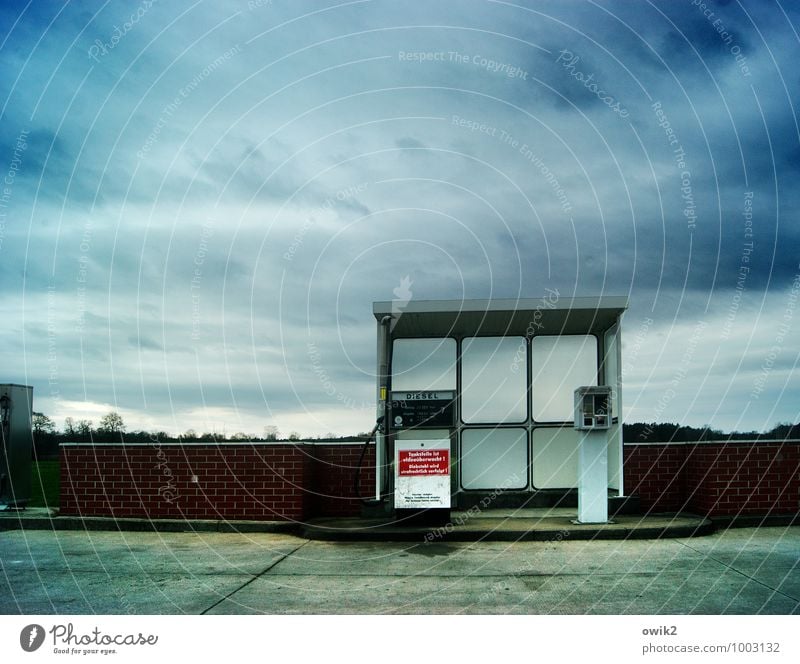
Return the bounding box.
[603,327,619,415]
[532,335,597,422]
[392,338,456,390]
[604,326,622,491]
[531,427,580,489]
[461,428,528,490]
[461,336,527,423]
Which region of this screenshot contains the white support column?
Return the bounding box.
[615,317,624,497]
[578,429,609,523]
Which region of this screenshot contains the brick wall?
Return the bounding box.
[60,442,374,521]
[306,444,376,517]
[61,440,799,521]
[624,441,800,516]
[623,443,687,512]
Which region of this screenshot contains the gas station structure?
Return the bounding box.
[23,293,800,530]
[372,296,627,523]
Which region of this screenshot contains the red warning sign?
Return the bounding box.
[398,448,449,476]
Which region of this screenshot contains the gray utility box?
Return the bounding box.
[574,385,612,431]
[0,384,34,508]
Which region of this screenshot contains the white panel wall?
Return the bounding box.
[531,427,581,489]
[461,336,527,423]
[531,335,598,422]
[460,428,527,490]
[392,338,456,390]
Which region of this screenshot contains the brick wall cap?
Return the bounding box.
[59,441,374,447]
[625,439,800,447]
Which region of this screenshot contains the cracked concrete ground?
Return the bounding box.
[1,527,798,614]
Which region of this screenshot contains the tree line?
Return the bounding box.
[30,411,800,459]
[30,411,371,458]
[623,421,800,443]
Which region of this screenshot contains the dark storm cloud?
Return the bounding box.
[395,136,427,149]
[657,16,752,70]
[1,0,798,433]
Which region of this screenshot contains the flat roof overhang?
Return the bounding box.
[373,296,628,338]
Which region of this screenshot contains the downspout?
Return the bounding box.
[375,315,392,501]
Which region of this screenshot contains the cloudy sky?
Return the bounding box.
[1,0,798,437]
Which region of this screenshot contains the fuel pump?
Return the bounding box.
[573,385,612,523]
[389,389,456,523]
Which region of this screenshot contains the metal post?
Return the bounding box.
[615,317,624,497]
[375,316,392,501]
[577,429,609,523]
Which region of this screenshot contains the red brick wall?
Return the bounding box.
[306,444,376,517]
[60,442,375,521]
[61,441,798,521]
[623,444,688,512]
[624,442,800,516]
[60,443,309,521]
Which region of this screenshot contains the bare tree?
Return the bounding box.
[32,412,55,435]
[98,411,125,434]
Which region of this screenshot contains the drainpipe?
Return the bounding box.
[375,315,392,501]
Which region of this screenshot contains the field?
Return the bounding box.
[28,460,59,509]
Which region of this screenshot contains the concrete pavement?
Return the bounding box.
[0,507,714,540]
[1,526,798,614]
[301,508,713,541]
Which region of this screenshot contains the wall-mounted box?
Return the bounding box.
[574,385,612,431]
